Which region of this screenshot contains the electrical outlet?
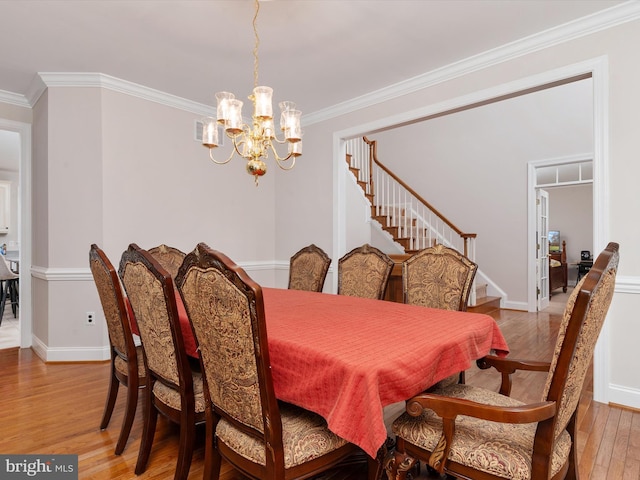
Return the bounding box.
[86,311,95,326]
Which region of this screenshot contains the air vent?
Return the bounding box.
[194,119,225,146]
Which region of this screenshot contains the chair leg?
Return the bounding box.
[174,410,196,480]
[9,279,18,317]
[203,408,215,480]
[135,387,158,475]
[114,378,139,455]
[99,359,120,430]
[0,279,7,322]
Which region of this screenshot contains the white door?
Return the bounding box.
[537,189,550,311]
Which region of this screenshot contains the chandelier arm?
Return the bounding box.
[276,155,296,171]
[231,136,248,160]
[269,143,296,170]
[270,133,289,145]
[208,147,235,165]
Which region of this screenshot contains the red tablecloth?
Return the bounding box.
[261,288,508,458]
[130,287,508,458]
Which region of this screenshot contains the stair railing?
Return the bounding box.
[345,136,477,260]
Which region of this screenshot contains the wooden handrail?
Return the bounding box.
[363,136,476,240]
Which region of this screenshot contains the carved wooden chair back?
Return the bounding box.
[403,244,478,311]
[389,242,619,480]
[288,243,331,292]
[176,242,365,480]
[147,244,186,280]
[89,243,145,455]
[118,243,204,480]
[337,244,394,300]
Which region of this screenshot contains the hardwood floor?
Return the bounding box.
[1,307,638,479]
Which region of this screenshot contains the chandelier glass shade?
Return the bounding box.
[201,0,302,185]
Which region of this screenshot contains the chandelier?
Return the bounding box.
[201,0,302,186]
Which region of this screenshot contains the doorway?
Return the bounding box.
[337,57,609,401]
[0,118,32,349]
[529,159,594,313]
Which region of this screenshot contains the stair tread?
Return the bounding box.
[468,296,501,314]
[473,296,500,305]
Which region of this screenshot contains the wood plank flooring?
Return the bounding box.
[0,306,638,479]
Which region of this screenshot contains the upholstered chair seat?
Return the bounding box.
[114,345,146,378]
[216,401,349,468]
[152,372,205,413]
[393,383,572,479]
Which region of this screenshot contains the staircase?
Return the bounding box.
[345,136,500,310]
[345,137,476,257]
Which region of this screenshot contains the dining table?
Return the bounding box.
[131,286,509,459]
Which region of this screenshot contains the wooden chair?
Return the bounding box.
[89,244,146,455]
[337,244,394,300]
[287,243,331,292]
[147,244,186,280]
[175,242,371,480]
[0,254,19,321]
[403,243,478,311]
[118,244,205,480]
[403,244,478,385]
[387,242,619,480]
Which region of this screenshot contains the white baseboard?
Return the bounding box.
[31,334,110,362]
[608,383,640,410]
[503,299,528,311]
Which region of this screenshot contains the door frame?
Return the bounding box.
[525,60,608,404]
[536,188,550,311]
[0,117,32,348]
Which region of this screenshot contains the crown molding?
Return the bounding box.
[0,89,30,108]
[30,72,215,116]
[304,1,640,126]
[5,2,639,121]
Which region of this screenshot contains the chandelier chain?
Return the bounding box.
[253,0,260,89]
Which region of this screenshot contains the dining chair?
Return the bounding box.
[403,244,478,385]
[403,243,478,311]
[118,244,205,480]
[89,244,146,455]
[147,244,186,280]
[387,242,619,480]
[287,243,331,292]
[176,242,373,480]
[0,254,19,322]
[337,243,394,300]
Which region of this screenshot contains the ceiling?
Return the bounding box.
[0,0,626,115]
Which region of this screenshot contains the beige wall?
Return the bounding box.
[1,11,637,407]
[28,85,279,359]
[369,79,593,306]
[279,19,640,407]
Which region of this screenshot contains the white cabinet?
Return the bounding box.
[0,181,10,234]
